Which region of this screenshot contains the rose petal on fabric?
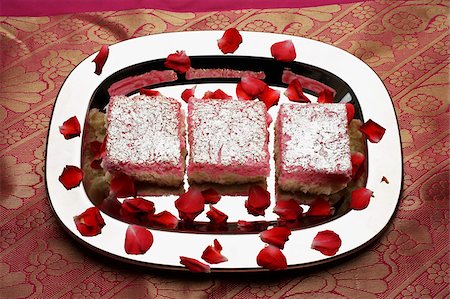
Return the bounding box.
[270,40,296,62]
[259,86,280,109]
[236,82,253,100]
[240,76,267,98]
[121,197,155,222]
[140,88,161,97]
[201,239,228,264]
[203,89,232,100]
[350,187,373,210]
[381,176,390,184]
[218,28,243,54]
[256,245,288,271]
[124,225,153,254]
[306,197,332,217]
[201,188,221,204]
[110,173,136,198]
[206,206,228,224]
[273,199,303,221]
[180,256,211,273]
[73,207,105,237]
[148,210,179,229]
[317,89,334,103]
[181,85,196,103]
[260,227,291,249]
[164,50,191,74]
[59,116,81,139]
[351,152,366,179]
[175,188,205,222]
[345,103,355,123]
[59,165,83,190]
[359,119,386,143]
[245,185,271,216]
[311,230,342,256]
[93,45,109,75]
[284,79,310,103]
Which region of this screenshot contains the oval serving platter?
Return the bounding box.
[45,31,402,272]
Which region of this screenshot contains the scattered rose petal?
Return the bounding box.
[256,245,288,271]
[359,119,386,143]
[201,239,228,264]
[93,45,109,75]
[284,79,310,102]
[259,86,280,109]
[140,88,161,97]
[164,50,191,74]
[59,165,83,190]
[311,230,342,256]
[350,187,373,210]
[121,197,155,222]
[181,85,196,103]
[345,103,355,123]
[59,116,81,139]
[260,227,291,249]
[273,199,303,221]
[180,256,211,273]
[110,173,136,198]
[206,206,228,224]
[236,82,253,100]
[245,185,271,216]
[351,152,366,179]
[306,197,332,217]
[73,207,105,237]
[271,40,296,62]
[90,141,102,160]
[175,188,205,222]
[317,89,334,103]
[218,28,243,54]
[203,89,232,100]
[100,196,122,216]
[125,225,153,254]
[202,188,221,204]
[381,176,390,184]
[239,76,267,99]
[148,210,179,229]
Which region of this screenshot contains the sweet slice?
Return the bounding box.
[275,103,351,194]
[103,95,186,186]
[187,98,270,184]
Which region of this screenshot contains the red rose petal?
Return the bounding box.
[90,140,102,160]
[236,82,253,100]
[181,85,196,103]
[381,176,390,184]
[99,196,122,216]
[256,245,288,271]
[140,88,161,97]
[121,197,155,222]
[306,197,332,217]
[180,256,211,273]
[260,227,291,249]
[345,103,355,123]
[273,199,303,221]
[164,50,191,74]
[110,173,136,198]
[218,28,243,54]
[245,185,271,216]
[206,206,228,224]
[240,76,267,98]
[175,188,205,222]
[259,86,280,109]
[201,188,221,204]
[359,119,386,143]
[201,239,228,264]
[270,40,296,62]
[124,225,153,254]
[284,79,310,103]
[93,45,109,75]
[203,89,232,100]
[59,165,83,190]
[73,207,105,237]
[350,187,373,210]
[317,89,334,103]
[351,152,366,179]
[148,210,179,229]
[311,230,342,256]
[59,116,81,139]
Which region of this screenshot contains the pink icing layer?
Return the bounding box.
[282,69,336,96]
[108,70,178,96]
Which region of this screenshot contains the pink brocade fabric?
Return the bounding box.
[0,1,449,298]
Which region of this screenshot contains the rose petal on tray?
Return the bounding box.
[239,76,267,99]
[284,79,310,103]
[125,225,154,254]
[59,116,81,139]
[271,40,296,62]
[92,45,109,75]
[140,88,161,97]
[110,173,136,198]
[203,89,232,100]
[59,165,83,190]
[345,103,355,123]
[121,197,155,221]
[148,210,179,229]
[260,227,291,249]
[74,207,105,237]
[259,86,280,109]
[217,28,243,54]
[245,185,271,216]
[175,188,205,222]
[201,239,228,264]
[273,199,303,221]
[180,256,211,273]
[317,89,334,103]
[202,188,221,204]
[164,50,191,74]
[181,85,196,103]
[206,206,228,224]
[311,230,342,256]
[306,197,333,217]
[351,152,366,179]
[359,119,386,143]
[256,245,288,271]
[350,187,373,210]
